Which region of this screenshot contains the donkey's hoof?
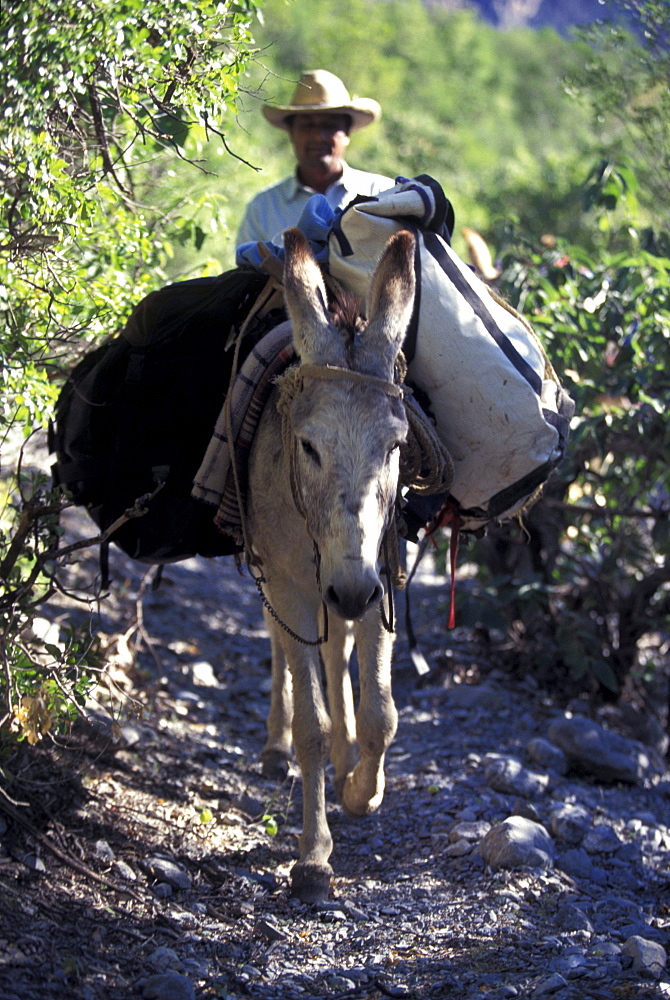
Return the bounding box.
[343,799,379,819]
[333,774,347,804]
[290,862,332,903]
[261,748,291,781]
[342,774,385,818]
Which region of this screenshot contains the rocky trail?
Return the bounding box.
[0,500,669,1000]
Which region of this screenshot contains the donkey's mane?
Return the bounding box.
[329,288,364,361]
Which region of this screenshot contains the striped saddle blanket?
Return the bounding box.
[192,321,295,544]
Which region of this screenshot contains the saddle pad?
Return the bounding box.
[192,321,295,542]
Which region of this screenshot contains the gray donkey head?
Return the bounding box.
[281,227,416,620]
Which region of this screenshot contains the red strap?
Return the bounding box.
[448,513,460,628]
[426,502,461,629]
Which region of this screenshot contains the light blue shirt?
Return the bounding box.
[236,162,395,247]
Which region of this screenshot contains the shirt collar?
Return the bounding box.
[288,162,351,200]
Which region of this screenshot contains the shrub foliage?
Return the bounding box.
[0,0,263,748]
[468,202,669,700]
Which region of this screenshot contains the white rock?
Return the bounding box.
[478,816,555,871]
[527,736,568,775]
[444,684,510,711]
[531,972,568,996]
[484,754,549,798]
[548,715,654,783]
[445,838,473,858]
[147,856,191,890]
[582,824,622,855]
[549,803,591,844]
[449,820,491,843]
[191,660,219,687]
[621,935,667,978]
[147,946,184,973]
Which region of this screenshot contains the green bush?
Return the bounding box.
[0,0,264,751]
[461,166,669,700]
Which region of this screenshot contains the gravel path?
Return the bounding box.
[0,500,668,1000]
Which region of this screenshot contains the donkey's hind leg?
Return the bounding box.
[341,611,397,817]
[260,609,293,781]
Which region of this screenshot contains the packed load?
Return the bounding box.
[51,174,574,579]
[326,175,574,532]
[49,269,269,570]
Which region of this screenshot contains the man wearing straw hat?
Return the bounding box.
[237,70,394,246]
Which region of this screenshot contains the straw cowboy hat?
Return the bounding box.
[262,70,382,132]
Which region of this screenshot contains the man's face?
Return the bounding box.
[289,113,351,177]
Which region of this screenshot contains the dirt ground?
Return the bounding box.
[0,502,668,1000]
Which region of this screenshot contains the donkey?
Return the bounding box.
[246,226,416,902]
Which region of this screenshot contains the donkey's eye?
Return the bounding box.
[387,441,402,460]
[300,439,321,466]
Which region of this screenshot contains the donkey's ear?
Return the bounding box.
[283,227,331,360]
[362,230,416,374]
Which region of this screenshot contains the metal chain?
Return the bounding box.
[379,529,396,635]
[245,361,422,646]
[250,554,329,647]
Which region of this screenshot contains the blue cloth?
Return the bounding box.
[236,195,338,270]
[236,163,395,248]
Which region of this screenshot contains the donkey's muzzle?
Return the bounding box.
[324,571,383,621]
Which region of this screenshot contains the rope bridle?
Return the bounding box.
[247,359,454,646]
[272,362,406,643]
[226,275,454,647]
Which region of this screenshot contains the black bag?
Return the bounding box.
[50,268,270,566]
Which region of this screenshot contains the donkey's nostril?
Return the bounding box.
[325,580,383,620]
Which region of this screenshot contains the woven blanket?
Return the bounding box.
[192,320,295,543]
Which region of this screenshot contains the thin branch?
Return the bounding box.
[0,487,162,612]
[0,795,149,904]
[162,46,197,105]
[202,113,261,171]
[0,506,34,580]
[0,778,30,809]
[125,567,163,673]
[12,641,79,720]
[543,497,668,520]
[1,491,66,583]
[0,641,16,730]
[40,566,107,607]
[87,81,131,197]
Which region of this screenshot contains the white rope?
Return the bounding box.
[400,396,454,495]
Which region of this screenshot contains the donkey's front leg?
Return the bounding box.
[341,611,397,817]
[260,609,293,781]
[321,616,357,802]
[288,637,334,901]
[265,587,334,902]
